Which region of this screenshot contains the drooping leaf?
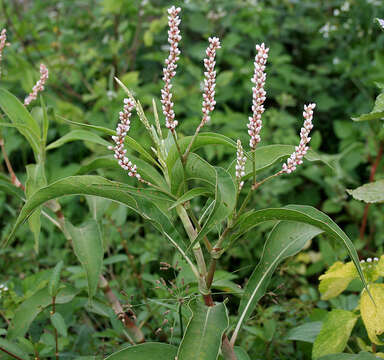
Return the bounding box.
[234,221,322,341]
[285,321,323,343]
[66,220,103,300]
[0,338,30,360]
[7,285,76,339]
[347,180,384,203]
[46,129,111,150]
[0,88,41,159]
[177,299,228,360]
[312,309,358,359]
[104,343,177,360]
[360,283,384,345]
[3,175,186,257]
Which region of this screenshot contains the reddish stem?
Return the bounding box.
[360,141,383,243]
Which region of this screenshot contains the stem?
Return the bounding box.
[183,123,202,163]
[0,136,24,190]
[252,149,256,186]
[171,129,185,166]
[360,141,383,243]
[51,296,59,360]
[0,347,24,360]
[205,258,216,289]
[178,302,184,338]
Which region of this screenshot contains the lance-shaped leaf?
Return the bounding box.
[104,343,177,360]
[66,220,103,299]
[312,309,358,359]
[46,129,111,150]
[0,88,42,159]
[317,352,380,360]
[352,93,384,122]
[177,299,228,360]
[232,221,322,345]
[3,175,187,260]
[231,205,367,346]
[347,180,384,204]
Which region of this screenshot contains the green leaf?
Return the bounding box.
[104,343,177,360]
[0,178,25,201]
[25,163,47,252]
[285,321,323,343]
[0,338,30,360]
[166,132,237,172]
[50,312,67,337]
[317,352,379,360]
[346,180,384,203]
[168,187,212,210]
[231,205,368,343]
[7,285,76,339]
[86,196,111,221]
[234,221,323,342]
[66,220,103,300]
[312,309,358,359]
[177,299,228,360]
[0,88,42,159]
[46,129,111,150]
[3,175,186,257]
[360,283,384,345]
[48,260,64,297]
[172,154,236,250]
[233,347,251,360]
[352,94,384,122]
[56,115,115,135]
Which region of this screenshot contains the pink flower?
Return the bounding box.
[248,43,269,149]
[24,64,49,106]
[161,6,182,130]
[236,140,246,190]
[109,98,142,181]
[281,103,316,174]
[201,37,221,126]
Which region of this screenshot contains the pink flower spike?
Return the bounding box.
[0,29,7,77]
[201,36,221,127]
[248,43,269,149]
[24,64,49,106]
[236,140,246,190]
[110,98,143,182]
[161,6,182,131]
[281,103,316,174]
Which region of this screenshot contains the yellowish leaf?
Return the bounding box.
[360,283,384,345]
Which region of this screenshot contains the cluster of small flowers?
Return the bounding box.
[247,43,269,149]
[24,64,49,106]
[161,6,181,130]
[109,98,141,180]
[236,140,246,190]
[281,103,316,174]
[0,29,7,63]
[201,37,221,126]
[360,257,379,263]
[154,309,171,335]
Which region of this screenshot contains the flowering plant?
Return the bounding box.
[0,6,371,360]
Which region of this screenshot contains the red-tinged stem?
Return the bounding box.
[0,347,24,360]
[360,141,383,243]
[0,137,24,190]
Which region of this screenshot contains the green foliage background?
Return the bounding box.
[0,0,384,359]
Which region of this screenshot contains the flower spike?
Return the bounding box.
[281,103,316,174]
[109,98,143,181]
[161,6,182,131]
[248,43,269,149]
[236,140,246,190]
[201,37,221,127]
[0,29,7,76]
[24,64,49,106]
